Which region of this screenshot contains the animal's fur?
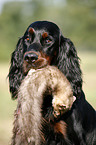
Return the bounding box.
[11,65,74,145]
[9,21,96,145]
[8,21,82,99]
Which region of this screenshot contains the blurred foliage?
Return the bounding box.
[0,0,96,61]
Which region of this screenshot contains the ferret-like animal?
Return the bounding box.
[11,65,75,145]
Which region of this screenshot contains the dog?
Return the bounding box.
[11,65,75,145]
[8,21,82,99]
[9,21,96,144]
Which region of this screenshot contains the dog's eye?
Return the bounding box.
[45,38,52,44]
[25,36,30,42]
[26,38,29,41]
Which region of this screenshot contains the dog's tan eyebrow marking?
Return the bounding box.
[28,27,34,34]
[42,32,48,39]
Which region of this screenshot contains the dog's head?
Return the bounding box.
[9,21,82,99]
[23,21,60,73]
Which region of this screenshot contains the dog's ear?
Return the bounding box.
[57,34,82,97]
[8,38,24,99]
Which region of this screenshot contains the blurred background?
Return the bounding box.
[0,0,96,144]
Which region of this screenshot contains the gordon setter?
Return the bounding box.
[9,21,96,145]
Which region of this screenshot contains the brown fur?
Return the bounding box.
[54,121,67,138]
[11,65,74,145]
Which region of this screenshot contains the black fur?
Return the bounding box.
[42,91,96,145]
[9,21,82,99]
[9,21,96,144]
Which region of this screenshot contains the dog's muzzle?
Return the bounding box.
[23,43,52,74]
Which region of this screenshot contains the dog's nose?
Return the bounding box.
[24,53,38,63]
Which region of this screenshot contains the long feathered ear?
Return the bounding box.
[8,37,24,99]
[57,35,82,97]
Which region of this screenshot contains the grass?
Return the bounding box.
[79,51,96,108]
[0,63,17,145]
[0,51,96,144]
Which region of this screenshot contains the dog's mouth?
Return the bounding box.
[23,51,52,74]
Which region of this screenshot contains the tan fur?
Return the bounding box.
[54,121,67,138]
[12,65,74,145]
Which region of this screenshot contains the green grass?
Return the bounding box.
[0,51,96,144]
[79,51,96,108]
[0,63,17,145]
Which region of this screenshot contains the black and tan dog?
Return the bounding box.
[9,21,96,145]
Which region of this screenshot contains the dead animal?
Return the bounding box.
[11,65,75,145]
